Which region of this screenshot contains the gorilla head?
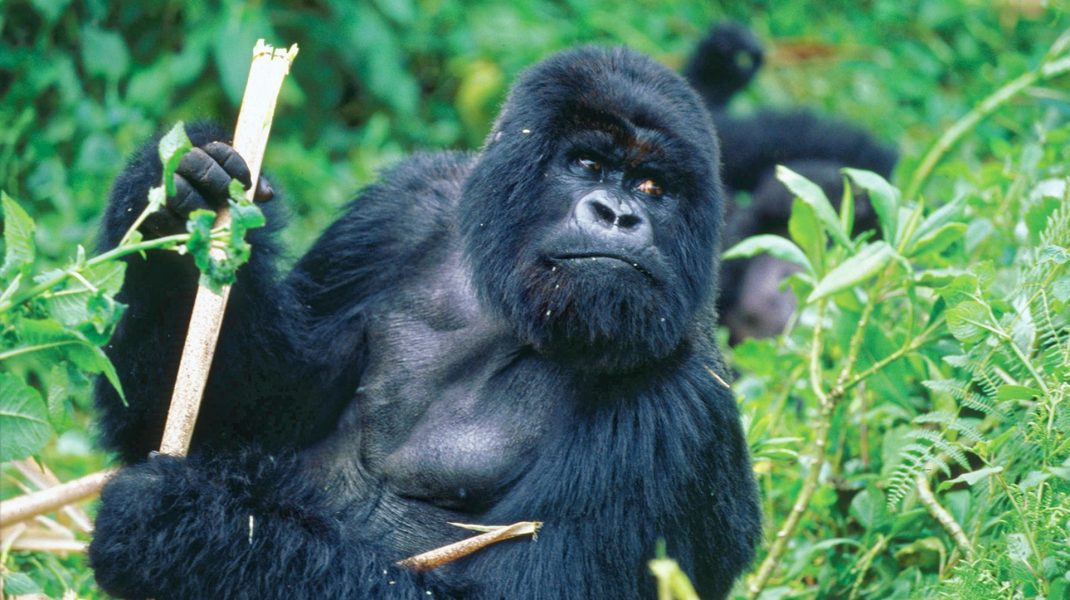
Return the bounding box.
[460,47,725,371]
[683,22,765,111]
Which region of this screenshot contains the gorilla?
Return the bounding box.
[88,47,761,599]
[685,23,897,343]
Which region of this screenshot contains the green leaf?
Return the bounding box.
[942,466,1004,488]
[0,373,53,462]
[996,384,1041,401]
[844,168,900,243]
[788,198,826,275]
[2,191,36,279]
[807,241,896,302]
[945,300,989,343]
[159,122,193,197]
[723,234,814,275]
[777,165,851,248]
[11,319,126,405]
[839,175,855,238]
[1007,533,1032,564]
[908,223,966,258]
[2,572,43,595]
[81,25,130,82]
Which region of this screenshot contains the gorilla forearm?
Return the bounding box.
[95,123,329,462]
[89,453,441,600]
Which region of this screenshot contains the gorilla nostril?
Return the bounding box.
[616,214,641,229]
[590,201,617,226]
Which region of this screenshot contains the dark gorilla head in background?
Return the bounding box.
[460,47,726,371]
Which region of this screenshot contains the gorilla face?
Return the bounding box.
[460,47,725,371]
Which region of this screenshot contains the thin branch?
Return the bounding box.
[0,469,116,529]
[915,473,973,558]
[396,521,541,571]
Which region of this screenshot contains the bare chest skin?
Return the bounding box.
[307,251,565,515]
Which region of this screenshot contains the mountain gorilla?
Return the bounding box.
[88,47,760,599]
[685,23,898,343]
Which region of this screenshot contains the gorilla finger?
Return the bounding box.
[202,141,252,189]
[253,176,274,203]
[176,148,235,205]
[169,174,213,219]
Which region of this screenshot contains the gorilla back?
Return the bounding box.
[90,46,760,599]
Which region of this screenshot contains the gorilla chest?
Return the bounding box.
[344,291,562,510]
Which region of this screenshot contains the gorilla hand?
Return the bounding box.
[142,141,273,238]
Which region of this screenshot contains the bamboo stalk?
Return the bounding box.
[159,40,298,456]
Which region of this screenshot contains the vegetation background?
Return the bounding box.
[1,0,1068,598]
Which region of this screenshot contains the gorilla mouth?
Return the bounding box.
[551,253,655,280]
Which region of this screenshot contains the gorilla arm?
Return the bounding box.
[94,122,346,463]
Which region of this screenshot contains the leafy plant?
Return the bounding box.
[0,123,264,464]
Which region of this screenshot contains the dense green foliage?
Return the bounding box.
[1,1,1068,598]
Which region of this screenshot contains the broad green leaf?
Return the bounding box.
[807,241,896,302]
[2,191,36,278]
[777,165,851,248]
[945,300,989,343]
[45,261,126,330]
[844,168,900,243]
[788,198,826,275]
[2,572,43,595]
[0,373,53,462]
[996,384,1041,401]
[81,25,130,82]
[908,223,966,258]
[12,319,126,404]
[159,122,193,197]
[723,234,814,275]
[942,466,1004,488]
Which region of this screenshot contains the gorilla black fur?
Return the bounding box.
[684,22,898,194]
[90,47,760,599]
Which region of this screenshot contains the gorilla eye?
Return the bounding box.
[576,157,602,173]
[637,179,663,198]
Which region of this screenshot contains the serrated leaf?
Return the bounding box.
[808,241,896,302]
[11,319,126,404]
[723,234,814,275]
[778,165,851,248]
[844,168,900,243]
[2,191,36,278]
[159,122,193,197]
[0,373,53,462]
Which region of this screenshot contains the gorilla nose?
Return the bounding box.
[575,191,653,245]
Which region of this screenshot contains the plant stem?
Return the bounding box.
[905,36,1070,201]
[0,469,117,529]
[915,472,973,558]
[0,233,190,313]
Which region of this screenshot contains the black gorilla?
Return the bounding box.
[89,47,760,599]
[685,23,897,343]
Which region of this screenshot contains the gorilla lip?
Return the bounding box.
[550,253,654,280]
